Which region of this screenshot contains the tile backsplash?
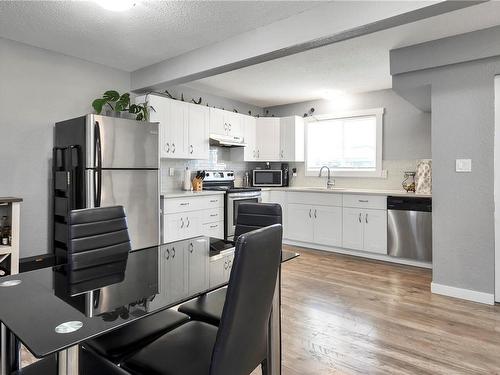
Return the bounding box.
[161,147,251,192]
[161,147,421,193]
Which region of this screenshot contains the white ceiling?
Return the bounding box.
[0,1,321,71]
[183,1,500,108]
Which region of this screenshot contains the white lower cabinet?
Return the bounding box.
[287,204,314,242]
[162,194,224,242]
[187,237,210,295]
[287,203,342,247]
[160,244,188,304]
[342,208,365,251]
[312,206,342,247]
[342,208,387,254]
[209,251,234,288]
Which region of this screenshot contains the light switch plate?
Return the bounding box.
[169,167,175,177]
[456,159,472,172]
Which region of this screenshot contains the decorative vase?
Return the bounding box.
[415,159,432,194]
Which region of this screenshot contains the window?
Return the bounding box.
[305,108,384,177]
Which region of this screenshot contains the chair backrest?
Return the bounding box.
[234,203,282,239]
[210,224,282,375]
[68,206,131,272]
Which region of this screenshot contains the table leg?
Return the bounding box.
[57,345,79,375]
[1,323,21,375]
[266,267,281,375]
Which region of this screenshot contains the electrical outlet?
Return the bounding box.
[456,159,472,172]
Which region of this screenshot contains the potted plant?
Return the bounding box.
[92,90,154,121]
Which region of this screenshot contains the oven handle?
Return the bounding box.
[227,192,262,199]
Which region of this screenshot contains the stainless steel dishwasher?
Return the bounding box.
[387,196,432,262]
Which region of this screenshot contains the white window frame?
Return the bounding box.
[304,108,384,178]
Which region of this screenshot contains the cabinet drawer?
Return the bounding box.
[202,221,224,239]
[200,207,224,224]
[287,192,342,207]
[343,194,386,210]
[204,195,224,209]
[163,194,223,214]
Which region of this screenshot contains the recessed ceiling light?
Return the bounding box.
[96,0,136,12]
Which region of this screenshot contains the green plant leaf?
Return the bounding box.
[103,90,120,101]
[92,98,106,114]
[128,104,140,114]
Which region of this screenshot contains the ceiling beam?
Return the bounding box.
[131,0,485,92]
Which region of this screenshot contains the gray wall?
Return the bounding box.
[166,84,263,116]
[0,37,130,258]
[394,52,500,295]
[266,88,431,161]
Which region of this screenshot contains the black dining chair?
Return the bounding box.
[69,207,190,366]
[121,224,283,375]
[178,203,282,326]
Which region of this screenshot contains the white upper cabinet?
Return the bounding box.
[167,99,189,158]
[139,94,208,160]
[187,104,209,159]
[279,116,304,162]
[256,117,280,161]
[251,116,304,162]
[243,115,257,161]
[209,108,244,139]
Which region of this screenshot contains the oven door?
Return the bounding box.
[226,192,262,240]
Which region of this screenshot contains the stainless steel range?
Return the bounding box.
[201,170,261,241]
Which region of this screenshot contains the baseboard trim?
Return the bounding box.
[283,239,432,269]
[431,282,495,305]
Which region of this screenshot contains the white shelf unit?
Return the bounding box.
[0,198,21,275]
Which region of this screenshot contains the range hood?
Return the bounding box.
[209,134,247,147]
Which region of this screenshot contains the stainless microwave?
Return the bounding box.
[252,170,283,187]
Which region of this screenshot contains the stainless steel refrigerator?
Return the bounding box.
[54,114,159,256]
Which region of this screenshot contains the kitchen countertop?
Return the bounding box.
[260,187,431,198]
[161,190,225,199]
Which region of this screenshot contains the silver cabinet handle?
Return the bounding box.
[165,248,170,260]
[172,143,176,153]
[164,142,170,153]
[224,123,228,133]
[309,209,312,218]
[358,213,362,223]
[172,247,175,258]
[314,209,317,218]
[228,260,232,268]
[224,260,228,270]
[358,199,368,203]
[180,218,184,228]
[210,213,218,217]
[210,224,218,228]
[365,213,368,224]
[257,150,260,158]
[189,145,194,154]
[180,202,189,206]
[281,150,284,158]
[228,123,232,131]
[186,217,190,228]
[189,243,194,253]
[209,199,217,203]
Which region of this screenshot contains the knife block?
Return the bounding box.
[192,178,203,192]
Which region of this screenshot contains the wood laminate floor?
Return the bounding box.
[273,245,500,375]
[22,245,500,374]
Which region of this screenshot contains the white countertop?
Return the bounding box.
[260,186,431,198]
[161,190,225,199]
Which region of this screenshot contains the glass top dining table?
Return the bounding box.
[0,236,298,375]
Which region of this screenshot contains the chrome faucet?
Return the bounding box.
[319,166,335,189]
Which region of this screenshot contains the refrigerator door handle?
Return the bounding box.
[94,121,102,207]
